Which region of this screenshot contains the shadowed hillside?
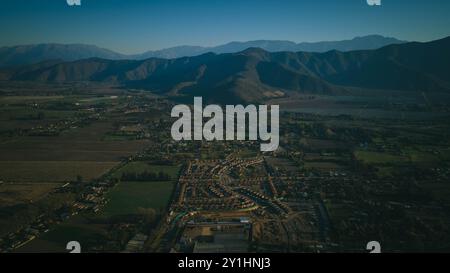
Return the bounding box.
[1,37,449,104]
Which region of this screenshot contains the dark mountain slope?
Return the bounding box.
[1,37,449,104]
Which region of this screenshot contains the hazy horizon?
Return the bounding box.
[1,0,450,54]
[0,34,417,55]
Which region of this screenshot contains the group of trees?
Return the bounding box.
[121,171,171,181]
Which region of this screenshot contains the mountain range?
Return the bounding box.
[0,35,405,67]
[1,36,449,104]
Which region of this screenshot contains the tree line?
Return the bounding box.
[121,171,171,182]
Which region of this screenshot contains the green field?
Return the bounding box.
[101,181,175,217]
[404,149,441,164]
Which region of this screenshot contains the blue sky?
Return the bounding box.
[1,0,450,54]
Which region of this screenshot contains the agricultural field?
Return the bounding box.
[0,120,150,183]
[0,90,156,244]
[102,161,181,217]
[0,161,118,182]
[101,181,175,217]
[0,182,61,206]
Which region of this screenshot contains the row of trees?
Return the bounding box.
[121,171,171,181]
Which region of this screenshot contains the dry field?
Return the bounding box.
[0,121,151,182]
